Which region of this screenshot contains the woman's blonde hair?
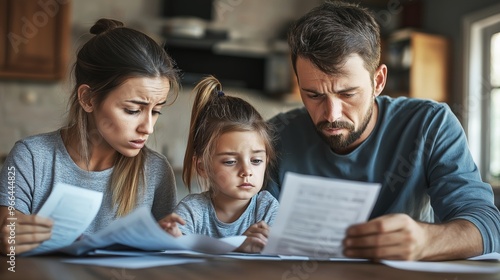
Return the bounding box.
[182,76,275,193]
[64,18,179,216]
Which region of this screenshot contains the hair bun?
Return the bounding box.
[90,18,124,35]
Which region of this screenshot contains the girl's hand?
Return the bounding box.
[236,221,270,253]
[0,207,53,255]
[158,213,186,237]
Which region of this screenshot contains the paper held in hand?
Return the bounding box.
[22,183,245,256]
[262,172,381,259]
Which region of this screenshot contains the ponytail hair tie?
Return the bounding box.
[217,90,225,97]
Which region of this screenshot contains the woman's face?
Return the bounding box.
[85,77,170,157]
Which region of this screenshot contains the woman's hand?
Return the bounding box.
[236,221,270,253]
[0,207,53,255]
[158,213,186,237]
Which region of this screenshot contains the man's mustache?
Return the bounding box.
[317,121,354,131]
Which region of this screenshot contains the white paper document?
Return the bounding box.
[381,260,500,274]
[57,206,245,255]
[468,252,500,261]
[23,183,245,256]
[262,172,381,259]
[63,255,205,269]
[23,183,103,256]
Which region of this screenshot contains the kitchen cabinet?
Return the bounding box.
[0,0,71,81]
[383,29,450,102]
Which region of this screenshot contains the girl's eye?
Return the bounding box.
[152,110,162,115]
[223,160,236,165]
[125,109,140,115]
[251,159,264,165]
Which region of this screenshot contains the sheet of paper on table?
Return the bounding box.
[262,172,381,259]
[63,255,205,269]
[382,258,500,274]
[382,253,500,274]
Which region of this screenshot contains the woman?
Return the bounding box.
[0,18,180,255]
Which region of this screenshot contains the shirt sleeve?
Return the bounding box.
[256,191,280,226]
[426,104,500,254]
[0,141,36,214]
[174,196,199,235]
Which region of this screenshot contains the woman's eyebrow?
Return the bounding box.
[125,100,167,105]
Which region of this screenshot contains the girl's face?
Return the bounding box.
[206,130,268,202]
[85,77,170,158]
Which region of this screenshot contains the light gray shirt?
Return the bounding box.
[174,191,279,237]
[0,130,177,235]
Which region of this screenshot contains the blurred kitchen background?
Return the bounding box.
[0,0,499,203]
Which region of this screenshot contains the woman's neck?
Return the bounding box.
[61,128,117,171]
[211,193,251,223]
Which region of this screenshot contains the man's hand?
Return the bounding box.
[342,214,483,261]
[0,207,53,255]
[236,221,270,253]
[158,213,185,237]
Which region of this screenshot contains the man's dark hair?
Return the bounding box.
[288,1,381,76]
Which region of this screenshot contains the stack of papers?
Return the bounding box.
[23,183,245,256]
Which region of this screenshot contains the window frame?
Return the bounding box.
[462,3,500,187]
[483,25,500,185]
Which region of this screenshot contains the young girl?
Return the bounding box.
[161,76,279,253]
[0,18,182,255]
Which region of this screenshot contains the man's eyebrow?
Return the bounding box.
[301,87,359,94]
[336,87,359,93]
[301,88,324,95]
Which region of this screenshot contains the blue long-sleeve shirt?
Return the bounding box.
[268,96,500,254]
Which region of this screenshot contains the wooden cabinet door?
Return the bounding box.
[0,0,70,80]
[383,30,449,103]
[410,32,449,103]
[0,0,7,69]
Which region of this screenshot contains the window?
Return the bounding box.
[491,33,500,185]
[463,4,500,188]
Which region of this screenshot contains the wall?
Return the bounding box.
[210,0,321,40]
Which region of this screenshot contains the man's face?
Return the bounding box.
[296,54,386,154]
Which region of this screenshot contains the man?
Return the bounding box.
[268,1,499,261]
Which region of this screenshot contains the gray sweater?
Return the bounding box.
[0,130,177,235]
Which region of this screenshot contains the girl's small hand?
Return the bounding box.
[0,208,53,255]
[236,221,270,253]
[158,213,185,237]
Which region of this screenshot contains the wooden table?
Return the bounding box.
[1,255,499,280]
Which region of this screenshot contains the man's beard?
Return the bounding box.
[316,105,373,153]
